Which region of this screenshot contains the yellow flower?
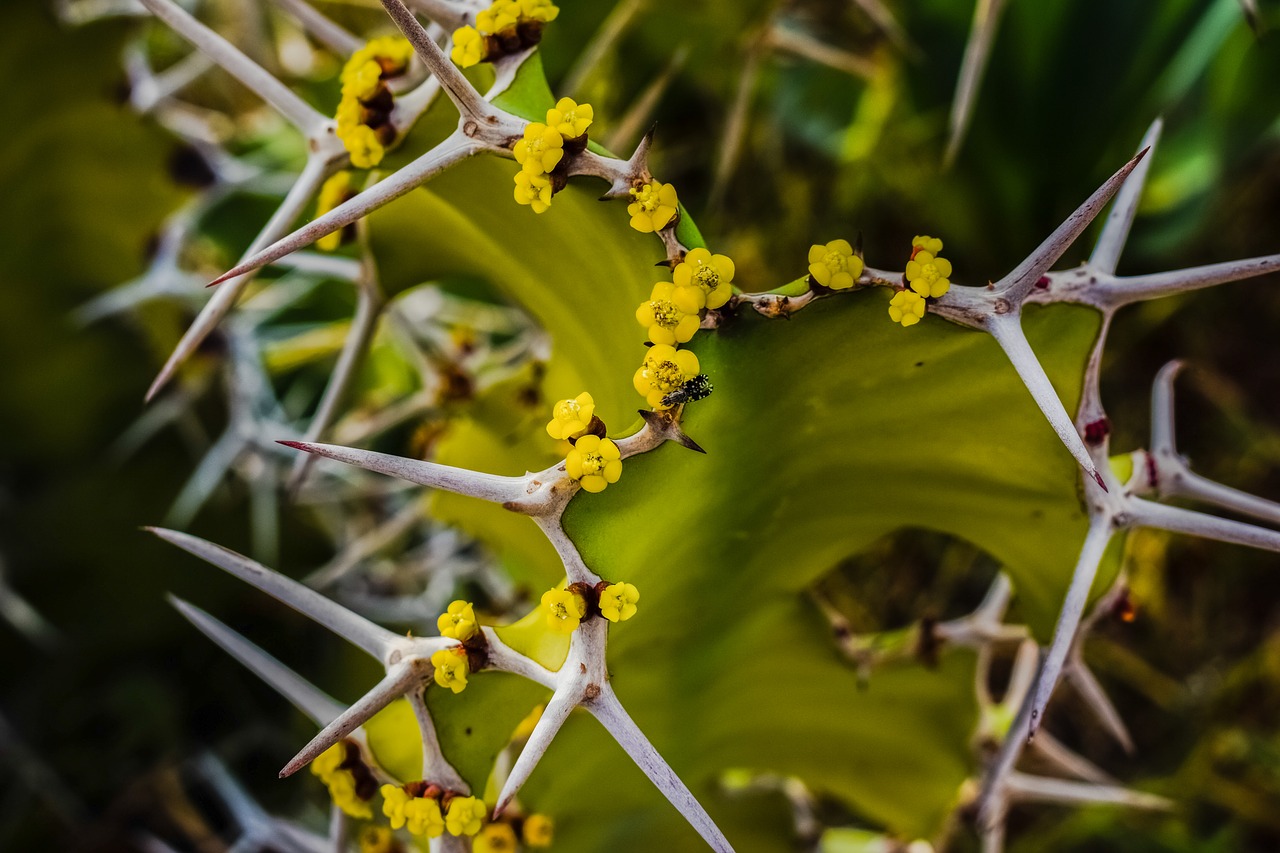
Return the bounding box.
[547,97,593,139]
[359,826,397,853]
[905,251,952,298]
[628,180,679,233]
[431,647,470,694]
[315,172,354,252]
[518,0,560,22]
[342,59,384,101]
[437,600,479,641]
[807,239,863,290]
[523,813,555,847]
[341,123,385,170]
[476,0,521,34]
[888,290,926,327]
[541,587,587,634]
[381,784,412,829]
[311,743,372,819]
[546,392,595,440]
[513,122,565,175]
[513,170,553,213]
[451,26,486,68]
[566,434,622,493]
[445,795,487,836]
[912,235,943,256]
[633,344,700,409]
[599,582,639,623]
[673,248,735,311]
[405,796,446,838]
[475,822,518,853]
[636,282,700,345]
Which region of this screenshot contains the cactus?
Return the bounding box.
[36,0,1280,850]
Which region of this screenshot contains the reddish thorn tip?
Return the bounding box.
[1092,470,1109,492]
[277,440,308,450]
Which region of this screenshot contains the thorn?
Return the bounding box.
[1093,470,1109,492]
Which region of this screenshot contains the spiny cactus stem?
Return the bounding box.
[535,517,602,585]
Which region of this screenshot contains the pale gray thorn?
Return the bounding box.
[987,315,1106,489]
[481,627,558,689]
[764,26,877,79]
[169,595,345,726]
[403,0,472,29]
[1030,731,1116,785]
[1004,772,1172,811]
[137,0,326,132]
[973,572,1014,625]
[147,154,335,402]
[280,661,424,777]
[589,687,736,852]
[707,44,764,211]
[148,527,401,660]
[269,0,362,55]
[1150,359,1185,456]
[534,517,603,585]
[1003,638,1040,708]
[166,431,243,526]
[196,754,271,829]
[1108,252,1280,307]
[1064,659,1135,754]
[847,0,915,53]
[943,0,1007,168]
[0,557,61,651]
[997,149,1148,302]
[981,819,1006,853]
[494,687,578,815]
[280,440,527,503]
[1239,0,1261,34]
[561,0,649,97]
[287,278,385,496]
[406,689,469,791]
[1026,518,1113,740]
[1090,117,1164,275]
[207,134,477,289]
[1171,470,1280,527]
[1130,499,1280,552]
[379,0,492,122]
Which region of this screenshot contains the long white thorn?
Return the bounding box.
[1004,772,1172,811]
[148,527,400,660]
[288,276,384,495]
[147,154,334,402]
[169,596,345,726]
[269,0,362,55]
[1131,499,1280,552]
[764,26,876,79]
[1030,732,1116,785]
[1064,658,1134,754]
[707,44,763,211]
[407,690,469,791]
[1169,470,1280,527]
[380,0,493,123]
[1090,118,1163,274]
[988,315,1107,490]
[137,0,326,133]
[404,0,473,29]
[1107,253,1280,307]
[208,134,477,288]
[1027,517,1114,739]
[997,150,1148,302]
[278,441,528,504]
[280,661,425,777]
[943,0,1006,168]
[1150,359,1183,456]
[482,628,558,689]
[493,687,578,815]
[589,687,735,853]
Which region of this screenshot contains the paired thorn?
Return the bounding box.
[1089,118,1163,275]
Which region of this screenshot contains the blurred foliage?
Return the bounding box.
[4,0,1280,850]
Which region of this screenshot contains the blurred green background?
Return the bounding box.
[3,0,1280,849]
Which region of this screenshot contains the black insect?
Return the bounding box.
[661,374,713,408]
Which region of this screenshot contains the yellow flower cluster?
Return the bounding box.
[889,235,951,327]
[545,391,595,440]
[431,647,470,693]
[540,586,587,635]
[807,238,863,290]
[627,180,679,233]
[599,582,640,623]
[566,434,622,493]
[437,599,479,641]
[451,0,560,68]
[381,786,490,839]
[310,742,373,819]
[512,98,594,214]
[335,38,414,169]
[523,814,555,846]
[634,344,700,410]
